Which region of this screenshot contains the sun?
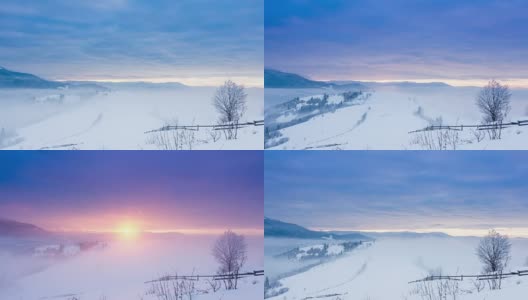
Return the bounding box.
[116,222,140,239]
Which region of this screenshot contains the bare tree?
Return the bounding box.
[476,80,512,139]
[213,80,247,140]
[476,229,511,290]
[212,230,247,290]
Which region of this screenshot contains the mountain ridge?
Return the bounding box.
[264,217,370,240]
[0,67,108,90]
[265,69,332,88]
[265,217,453,240]
[0,67,65,89]
[0,218,49,237]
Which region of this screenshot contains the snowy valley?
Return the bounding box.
[0,68,263,150]
[264,219,528,300]
[264,70,528,150]
[0,220,264,300]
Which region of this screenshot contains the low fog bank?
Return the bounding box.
[0,233,264,300]
[1,84,264,150]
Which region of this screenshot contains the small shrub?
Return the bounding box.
[410,129,460,150]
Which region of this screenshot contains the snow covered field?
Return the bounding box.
[0,234,264,300]
[0,85,263,150]
[265,236,528,300]
[265,84,528,150]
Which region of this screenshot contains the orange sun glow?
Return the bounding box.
[116,222,141,239]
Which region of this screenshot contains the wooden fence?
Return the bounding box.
[409,120,528,134]
[409,270,528,284]
[39,143,82,150]
[145,120,264,134]
[145,270,264,284]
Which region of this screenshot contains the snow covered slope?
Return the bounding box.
[0,219,48,237]
[265,69,332,89]
[265,218,369,241]
[0,67,65,89]
[265,237,528,300]
[1,86,263,150]
[265,84,528,150]
[0,235,264,300]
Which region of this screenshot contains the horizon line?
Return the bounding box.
[47,227,263,236]
[319,78,528,89]
[309,227,528,239]
[1,66,264,87]
[265,68,528,88]
[55,77,264,88]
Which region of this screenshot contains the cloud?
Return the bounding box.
[265,0,528,85]
[0,0,263,86]
[76,0,129,10]
[265,151,528,234]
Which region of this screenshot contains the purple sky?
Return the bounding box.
[266,151,528,237]
[266,0,528,87]
[0,151,263,234]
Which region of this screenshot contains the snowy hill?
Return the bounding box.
[0,235,264,300]
[265,218,369,241]
[353,231,451,239]
[277,241,369,261]
[0,67,107,91]
[265,69,366,90]
[0,86,263,150]
[0,219,48,237]
[265,69,332,88]
[98,81,187,90]
[265,237,528,300]
[265,91,371,148]
[0,67,65,89]
[265,84,528,150]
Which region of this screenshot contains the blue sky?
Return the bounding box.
[265,151,528,237]
[265,0,528,87]
[0,151,263,234]
[0,0,263,86]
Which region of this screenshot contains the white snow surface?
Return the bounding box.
[265,85,528,150]
[0,235,264,300]
[0,86,263,150]
[295,244,345,260]
[266,237,528,300]
[300,244,324,252]
[33,244,80,257]
[326,244,344,256]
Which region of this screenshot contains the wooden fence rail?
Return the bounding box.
[145,120,264,134]
[409,270,528,284]
[145,270,264,284]
[409,120,528,134]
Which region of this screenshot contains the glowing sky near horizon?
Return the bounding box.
[0,151,263,234]
[265,151,528,238]
[0,0,263,87]
[265,0,528,87]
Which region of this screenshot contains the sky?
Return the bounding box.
[265,151,528,237]
[0,151,263,235]
[265,0,528,88]
[0,0,263,87]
